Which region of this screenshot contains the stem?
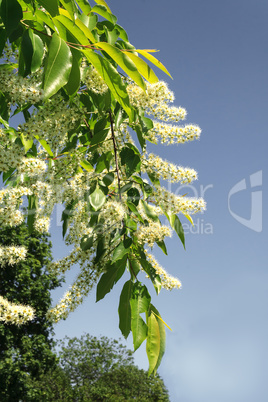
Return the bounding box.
[109,110,121,200]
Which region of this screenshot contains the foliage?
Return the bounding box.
[0,224,62,401]
[36,334,170,401]
[0,0,206,372]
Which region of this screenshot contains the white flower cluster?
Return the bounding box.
[0,128,24,172]
[147,121,201,145]
[34,216,50,233]
[0,187,32,227]
[0,68,43,104]
[142,153,198,183]
[0,246,27,265]
[99,200,126,227]
[146,252,182,290]
[84,66,109,94]
[0,296,35,325]
[47,259,100,322]
[127,81,187,122]
[18,157,47,177]
[136,221,171,247]
[153,187,206,215]
[19,96,82,152]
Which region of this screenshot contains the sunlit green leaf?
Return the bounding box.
[146,309,160,376]
[89,185,106,210]
[43,33,72,99]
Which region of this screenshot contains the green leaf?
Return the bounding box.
[61,200,77,237]
[20,133,33,153]
[80,159,93,172]
[126,202,144,224]
[102,172,114,186]
[88,129,109,147]
[139,259,161,295]
[112,240,130,263]
[21,28,44,76]
[136,49,172,78]
[75,0,91,15]
[93,0,112,14]
[60,0,77,20]
[141,200,159,222]
[96,256,127,301]
[120,147,141,178]
[43,33,73,99]
[37,0,59,17]
[130,282,151,351]
[1,0,23,37]
[89,185,106,210]
[146,309,160,376]
[149,304,166,373]
[80,235,94,251]
[123,51,158,84]
[115,24,128,41]
[35,10,57,31]
[95,151,113,173]
[83,50,133,121]
[127,188,140,206]
[35,138,54,157]
[156,239,167,255]
[27,195,37,234]
[96,42,145,90]
[65,48,81,96]
[118,279,133,338]
[170,213,185,249]
[75,17,96,43]
[54,14,89,45]
[91,4,117,24]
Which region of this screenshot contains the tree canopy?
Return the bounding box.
[0,224,61,401]
[36,334,170,401]
[0,0,205,372]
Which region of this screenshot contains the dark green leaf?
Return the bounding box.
[120,147,141,178]
[80,235,94,251]
[112,240,130,263]
[96,256,127,301]
[156,240,168,255]
[102,172,114,186]
[61,200,77,237]
[171,213,185,249]
[127,187,140,206]
[1,0,22,37]
[27,195,38,234]
[139,259,161,295]
[21,29,44,76]
[38,0,59,17]
[118,279,133,338]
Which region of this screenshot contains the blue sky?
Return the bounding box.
[49,0,267,400]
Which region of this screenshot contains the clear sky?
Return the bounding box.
[48,1,268,401]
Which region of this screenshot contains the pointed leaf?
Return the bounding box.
[60,0,77,20]
[38,0,59,17]
[96,42,146,90]
[136,49,172,78]
[150,304,167,373]
[43,33,72,99]
[83,49,134,121]
[141,200,159,222]
[96,256,127,301]
[75,0,91,15]
[146,310,160,375]
[139,259,161,295]
[130,283,151,350]
[91,4,117,24]
[89,185,106,210]
[1,0,23,37]
[123,51,158,84]
[21,28,44,76]
[118,279,133,338]
[93,0,112,13]
[171,214,185,249]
